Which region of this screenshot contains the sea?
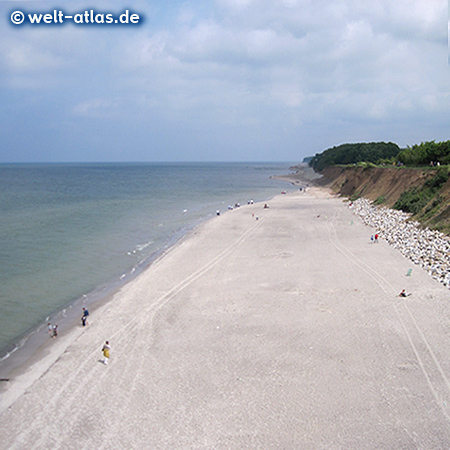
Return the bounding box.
[0,162,292,373]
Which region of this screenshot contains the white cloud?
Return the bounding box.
[0,0,449,161]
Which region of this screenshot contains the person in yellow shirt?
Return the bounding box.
[102,341,111,365]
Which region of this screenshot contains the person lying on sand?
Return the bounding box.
[399,289,411,297]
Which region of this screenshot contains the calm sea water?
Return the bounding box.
[0,162,291,365]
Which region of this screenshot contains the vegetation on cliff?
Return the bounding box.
[309,142,401,171]
[393,168,450,215]
[308,140,450,171]
[397,140,450,166]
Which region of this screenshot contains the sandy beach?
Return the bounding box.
[1,186,450,449]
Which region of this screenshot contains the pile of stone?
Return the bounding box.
[352,198,450,289]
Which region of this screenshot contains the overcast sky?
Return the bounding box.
[0,0,448,162]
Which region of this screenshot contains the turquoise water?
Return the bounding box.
[0,162,291,364]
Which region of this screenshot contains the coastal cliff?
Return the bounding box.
[318,165,450,234]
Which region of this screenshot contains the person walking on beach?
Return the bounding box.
[48,323,53,338]
[102,341,111,365]
[82,307,89,326]
[52,325,58,338]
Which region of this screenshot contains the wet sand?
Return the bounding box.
[1,186,450,449]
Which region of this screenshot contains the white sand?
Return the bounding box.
[1,187,450,449]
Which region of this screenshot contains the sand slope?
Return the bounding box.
[1,188,450,449]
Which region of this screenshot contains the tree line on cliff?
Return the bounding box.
[397,141,450,166]
[309,142,401,171]
[309,140,450,171]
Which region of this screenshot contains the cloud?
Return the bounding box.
[0,0,448,162]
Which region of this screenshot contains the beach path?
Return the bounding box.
[1,188,450,449]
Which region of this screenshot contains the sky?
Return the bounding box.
[0,0,448,162]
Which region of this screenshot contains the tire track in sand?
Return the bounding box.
[326,211,450,423]
[92,210,271,450]
[6,210,270,450]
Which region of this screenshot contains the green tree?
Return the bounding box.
[309,142,401,171]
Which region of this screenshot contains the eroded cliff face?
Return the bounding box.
[319,166,450,233]
[321,166,430,206]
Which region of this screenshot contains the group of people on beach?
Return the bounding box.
[47,323,58,338]
[80,308,110,364]
[47,306,111,365]
[368,233,411,297]
[47,307,90,339]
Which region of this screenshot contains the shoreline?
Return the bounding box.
[0,162,292,372]
[0,180,293,410]
[272,162,325,186]
[0,216,204,410]
[0,223,200,412]
[0,214,204,378]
